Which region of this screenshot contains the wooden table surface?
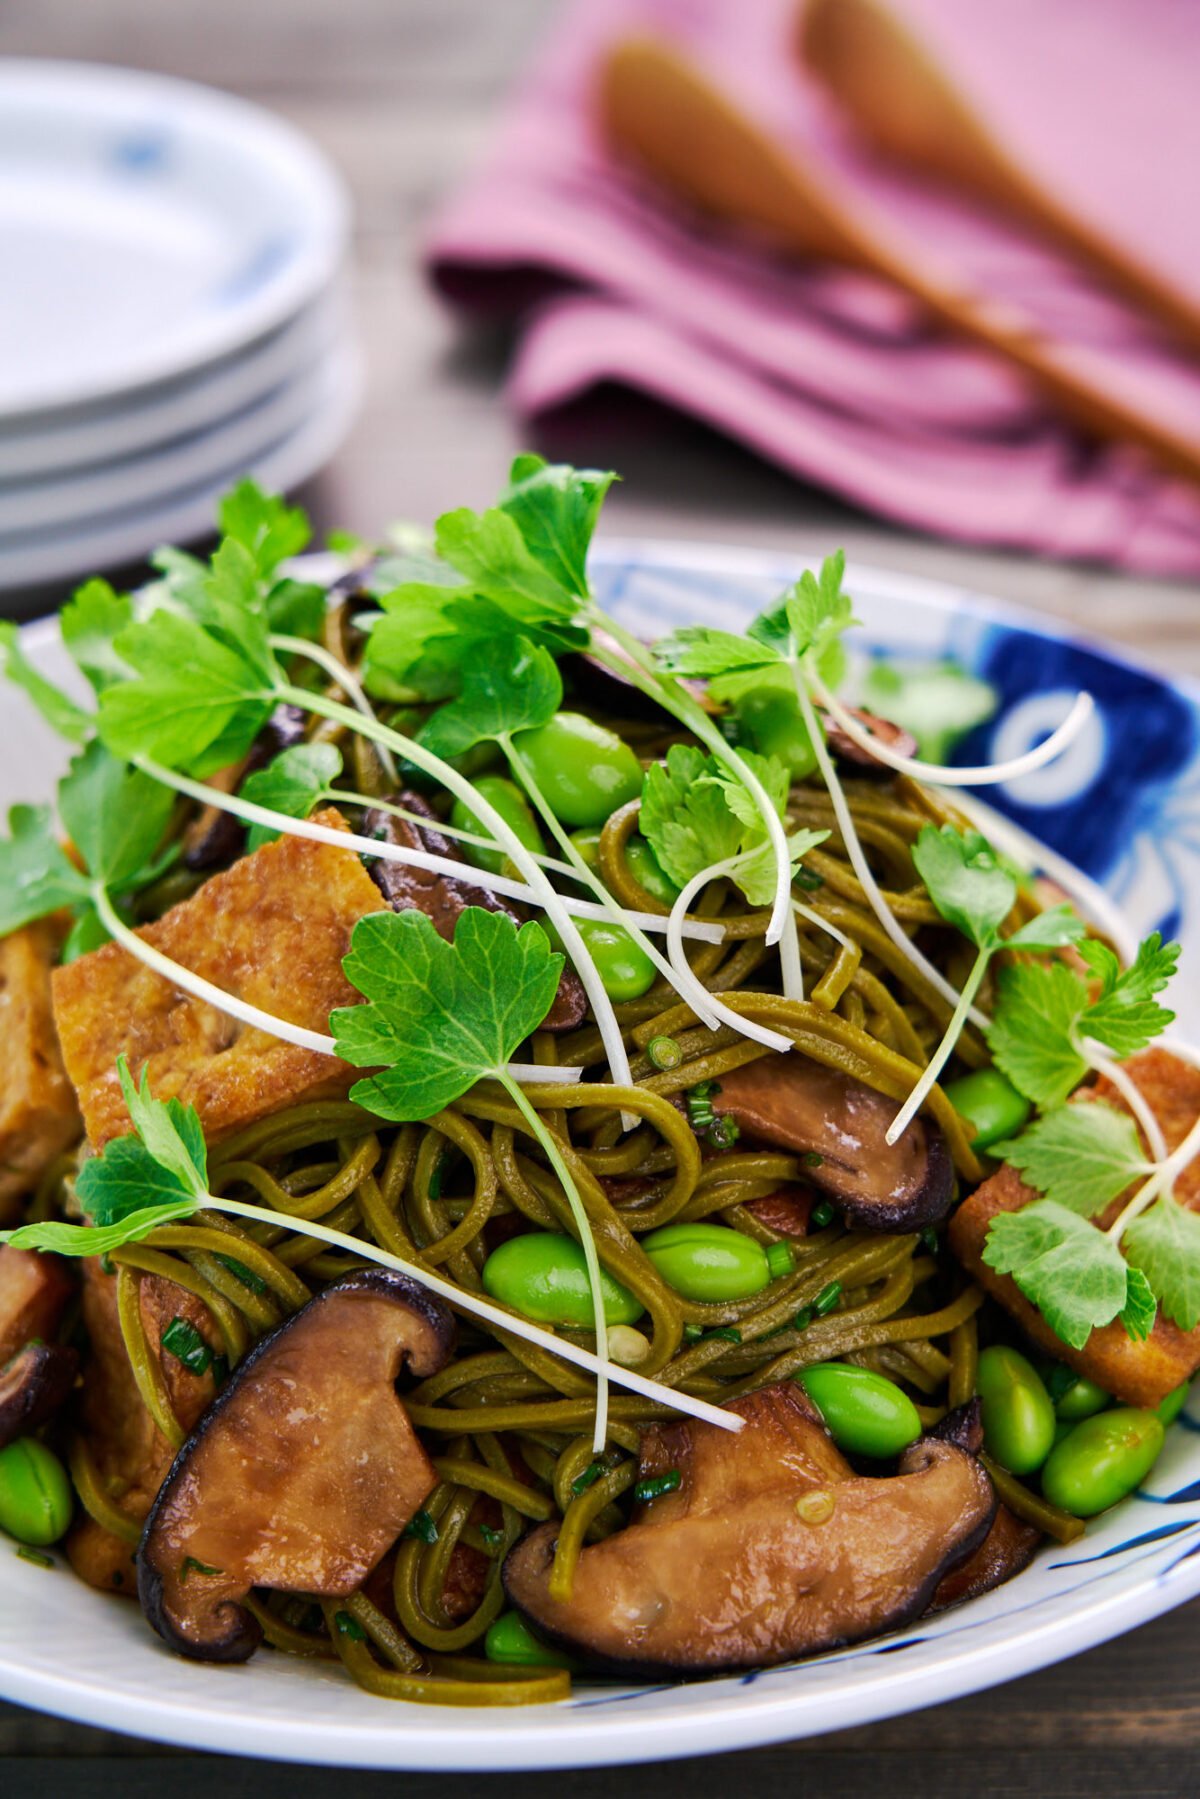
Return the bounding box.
[1,1,1197,1792]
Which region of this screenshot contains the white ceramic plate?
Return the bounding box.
[0,60,347,419]
[0,346,362,592]
[0,290,347,482]
[1,543,1199,1767]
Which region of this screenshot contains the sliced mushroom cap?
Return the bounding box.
[137,1269,455,1663]
[363,792,587,1031]
[503,1381,994,1675]
[822,706,918,775]
[712,1054,954,1231]
[0,1341,78,1448]
[0,1245,74,1364]
[927,1503,1040,1615]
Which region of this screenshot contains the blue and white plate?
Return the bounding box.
[0,543,1197,1768]
[0,60,348,420]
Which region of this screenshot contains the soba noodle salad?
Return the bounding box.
[0,459,1198,1703]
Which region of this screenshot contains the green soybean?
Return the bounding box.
[575,919,656,1002]
[451,776,543,875]
[732,676,818,780]
[797,1363,922,1458]
[641,1222,793,1303]
[0,1439,73,1547]
[568,828,604,875]
[976,1345,1056,1475]
[1042,1408,1165,1517]
[1157,1381,1191,1427]
[485,1611,577,1669]
[623,836,681,906]
[1053,1373,1111,1422]
[482,1233,643,1328]
[943,1068,1031,1151]
[513,712,643,827]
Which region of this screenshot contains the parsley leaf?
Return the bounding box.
[217,478,311,579]
[60,580,133,694]
[0,805,90,936]
[331,907,565,1120]
[912,824,1032,949]
[987,960,1093,1107]
[1076,933,1178,1058]
[418,637,562,761]
[57,742,176,895]
[986,932,1180,1109]
[240,743,344,850]
[1124,1199,1200,1332]
[639,744,826,905]
[984,1199,1132,1349]
[498,454,617,598]
[434,506,581,622]
[1121,1266,1159,1342]
[993,1101,1150,1216]
[0,621,93,743]
[100,609,272,775]
[860,660,998,763]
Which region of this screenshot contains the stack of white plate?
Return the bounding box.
[0,59,360,596]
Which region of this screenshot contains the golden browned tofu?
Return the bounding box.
[951,1050,1200,1407]
[52,810,383,1151]
[0,920,82,1222]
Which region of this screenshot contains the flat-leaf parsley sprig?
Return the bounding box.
[0,1000,741,1451]
[890,823,1085,1143]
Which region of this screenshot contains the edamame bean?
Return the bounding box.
[1157,1381,1191,1427]
[641,1222,793,1302]
[732,678,818,780]
[942,1068,1031,1151]
[451,776,543,875]
[976,1345,1057,1475]
[1053,1373,1111,1422]
[513,712,643,827]
[796,1363,922,1458]
[623,836,681,906]
[574,919,656,1002]
[568,827,603,875]
[1041,1408,1165,1516]
[485,1610,577,1669]
[0,1438,73,1547]
[482,1234,643,1328]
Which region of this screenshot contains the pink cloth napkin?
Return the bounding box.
[427,0,1200,574]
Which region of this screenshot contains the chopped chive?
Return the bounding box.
[634,1469,682,1503]
[427,1154,446,1202]
[706,1115,740,1149]
[99,1253,115,1276]
[161,1316,213,1377]
[794,867,824,891]
[478,1523,504,1557]
[683,1324,704,1343]
[801,1152,825,1169]
[403,1508,439,1544]
[571,1460,605,1496]
[215,1252,268,1295]
[647,1035,683,1072]
[334,1609,367,1640]
[920,1225,940,1255]
[792,1305,815,1332]
[211,1353,230,1389]
[810,1199,835,1229]
[15,1546,54,1569]
[180,1555,222,1582]
[765,1242,795,1280]
[708,1326,742,1345]
[814,1280,843,1317]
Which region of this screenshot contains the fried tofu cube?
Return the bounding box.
[52,810,383,1151]
[951,1050,1200,1407]
[0,920,82,1222]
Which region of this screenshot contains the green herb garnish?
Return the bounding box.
[160,1316,213,1377]
[403,1510,439,1545]
[633,1469,682,1503]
